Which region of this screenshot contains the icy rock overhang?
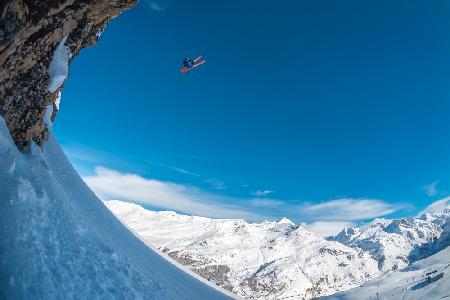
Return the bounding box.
[0,0,137,149]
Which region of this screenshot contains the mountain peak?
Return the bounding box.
[278,217,294,225]
[106,200,381,299]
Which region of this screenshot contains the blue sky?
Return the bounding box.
[54,0,450,234]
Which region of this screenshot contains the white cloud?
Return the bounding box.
[63,144,111,166]
[205,178,227,190]
[301,221,356,237]
[299,198,399,221]
[249,198,284,207]
[419,197,450,215]
[423,181,439,197]
[251,190,274,197]
[84,167,259,220]
[146,160,199,177]
[144,1,166,11]
[171,167,199,177]
[81,166,402,230]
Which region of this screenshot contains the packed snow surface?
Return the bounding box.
[0,117,233,299]
[105,200,381,299]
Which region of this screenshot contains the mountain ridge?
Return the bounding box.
[105,199,450,299]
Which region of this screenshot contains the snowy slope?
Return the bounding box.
[332,208,450,272]
[325,246,450,300]
[0,117,234,299]
[105,200,381,299]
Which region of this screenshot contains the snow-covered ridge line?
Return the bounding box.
[111,206,239,299]
[104,200,450,300]
[104,200,381,299]
[331,206,450,272]
[0,116,233,299]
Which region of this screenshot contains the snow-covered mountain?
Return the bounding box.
[105,200,381,299]
[332,207,450,272]
[105,200,450,299]
[325,243,450,300]
[0,118,233,299]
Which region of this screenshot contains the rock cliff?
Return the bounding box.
[1,0,137,149]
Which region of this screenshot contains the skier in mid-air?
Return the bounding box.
[181,56,205,73]
[183,57,195,68]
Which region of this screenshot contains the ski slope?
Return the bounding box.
[0,117,234,299]
[325,246,450,300]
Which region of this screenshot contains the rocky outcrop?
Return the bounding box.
[1,0,137,149]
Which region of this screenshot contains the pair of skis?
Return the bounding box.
[180,56,206,73]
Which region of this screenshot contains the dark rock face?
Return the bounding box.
[168,251,234,293]
[1,0,137,149]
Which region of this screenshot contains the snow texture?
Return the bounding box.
[105,200,450,299]
[47,36,69,93]
[54,91,61,110]
[325,246,450,300]
[332,207,450,272]
[105,200,381,299]
[0,116,234,299]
